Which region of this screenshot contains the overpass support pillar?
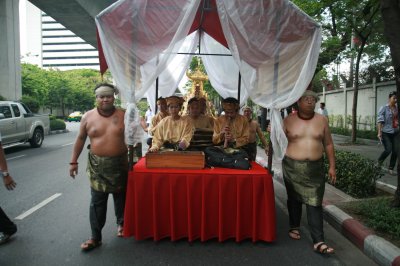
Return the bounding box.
[0,0,21,100]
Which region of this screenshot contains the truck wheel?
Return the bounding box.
[30,128,44,148]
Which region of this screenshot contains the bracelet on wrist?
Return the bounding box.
[69,162,78,165]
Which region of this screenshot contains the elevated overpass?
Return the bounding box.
[28,0,117,48]
[0,0,116,100]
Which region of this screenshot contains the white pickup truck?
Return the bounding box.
[0,101,50,148]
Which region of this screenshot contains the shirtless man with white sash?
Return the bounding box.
[69,83,128,251]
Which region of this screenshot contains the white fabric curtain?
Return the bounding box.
[200,33,248,105]
[96,0,201,145]
[143,32,198,113]
[216,0,322,159]
[96,0,322,157]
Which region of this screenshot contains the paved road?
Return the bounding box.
[0,123,376,265]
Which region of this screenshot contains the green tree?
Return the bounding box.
[294,0,386,143]
[21,63,49,107]
[292,0,353,74]
[21,64,108,115]
[380,0,400,118]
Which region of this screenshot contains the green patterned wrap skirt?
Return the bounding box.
[87,151,128,193]
[282,155,325,207]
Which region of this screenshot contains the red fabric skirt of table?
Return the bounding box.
[123,158,276,242]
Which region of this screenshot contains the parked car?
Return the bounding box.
[67,111,83,122]
[0,101,50,148]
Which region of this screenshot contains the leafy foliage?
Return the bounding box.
[50,118,66,131]
[257,131,270,148]
[330,127,377,140]
[325,150,383,198]
[21,95,40,113]
[136,100,149,117]
[21,64,108,116]
[349,197,400,240]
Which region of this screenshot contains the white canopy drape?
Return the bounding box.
[95,0,321,160]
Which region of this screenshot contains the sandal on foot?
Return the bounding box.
[288,228,301,240]
[117,226,124,237]
[81,239,102,252]
[0,233,12,245]
[314,242,335,254]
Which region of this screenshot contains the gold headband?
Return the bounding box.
[166,96,184,107]
[157,98,166,105]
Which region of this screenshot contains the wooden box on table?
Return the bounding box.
[146,151,205,169]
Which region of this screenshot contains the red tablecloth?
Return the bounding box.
[123,157,276,242]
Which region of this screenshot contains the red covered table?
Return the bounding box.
[123,157,276,242]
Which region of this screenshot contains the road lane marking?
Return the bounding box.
[8,155,26,160]
[62,143,74,147]
[15,193,62,220]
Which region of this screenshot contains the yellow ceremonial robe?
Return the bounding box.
[213,114,249,148]
[151,116,194,150]
[188,114,214,129]
[148,112,169,135]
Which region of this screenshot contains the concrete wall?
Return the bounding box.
[318,80,396,130]
[0,0,22,101]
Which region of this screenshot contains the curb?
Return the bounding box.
[256,156,400,266]
[332,134,380,146]
[323,204,400,266]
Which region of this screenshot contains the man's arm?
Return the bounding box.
[69,115,88,178]
[323,122,336,184]
[0,143,16,190]
[212,118,224,145]
[149,121,165,152]
[179,118,194,149]
[255,122,268,153]
[377,106,385,140]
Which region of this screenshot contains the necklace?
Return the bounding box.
[97,107,116,118]
[297,112,315,120]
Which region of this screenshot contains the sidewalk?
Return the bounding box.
[255,142,400,266]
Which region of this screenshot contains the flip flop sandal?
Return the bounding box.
[314,242,335,254]
[288,228,301,240]
[81,239,102,252]
[117,226,124,237]
[0,233,11,245]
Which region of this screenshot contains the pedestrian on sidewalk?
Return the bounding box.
[282,89,336,255]
[377,91,398,175]
[0,132,17,245]
[317,102,329,122]
[69,83,128,252]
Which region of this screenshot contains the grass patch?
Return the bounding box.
[337,196,400,247]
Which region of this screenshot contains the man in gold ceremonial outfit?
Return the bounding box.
[187,97,214,130]
[146,97,169,146]
[213,97,249,149]
[149,96,194,152]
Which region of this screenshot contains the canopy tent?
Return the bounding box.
[95,0,322,160]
